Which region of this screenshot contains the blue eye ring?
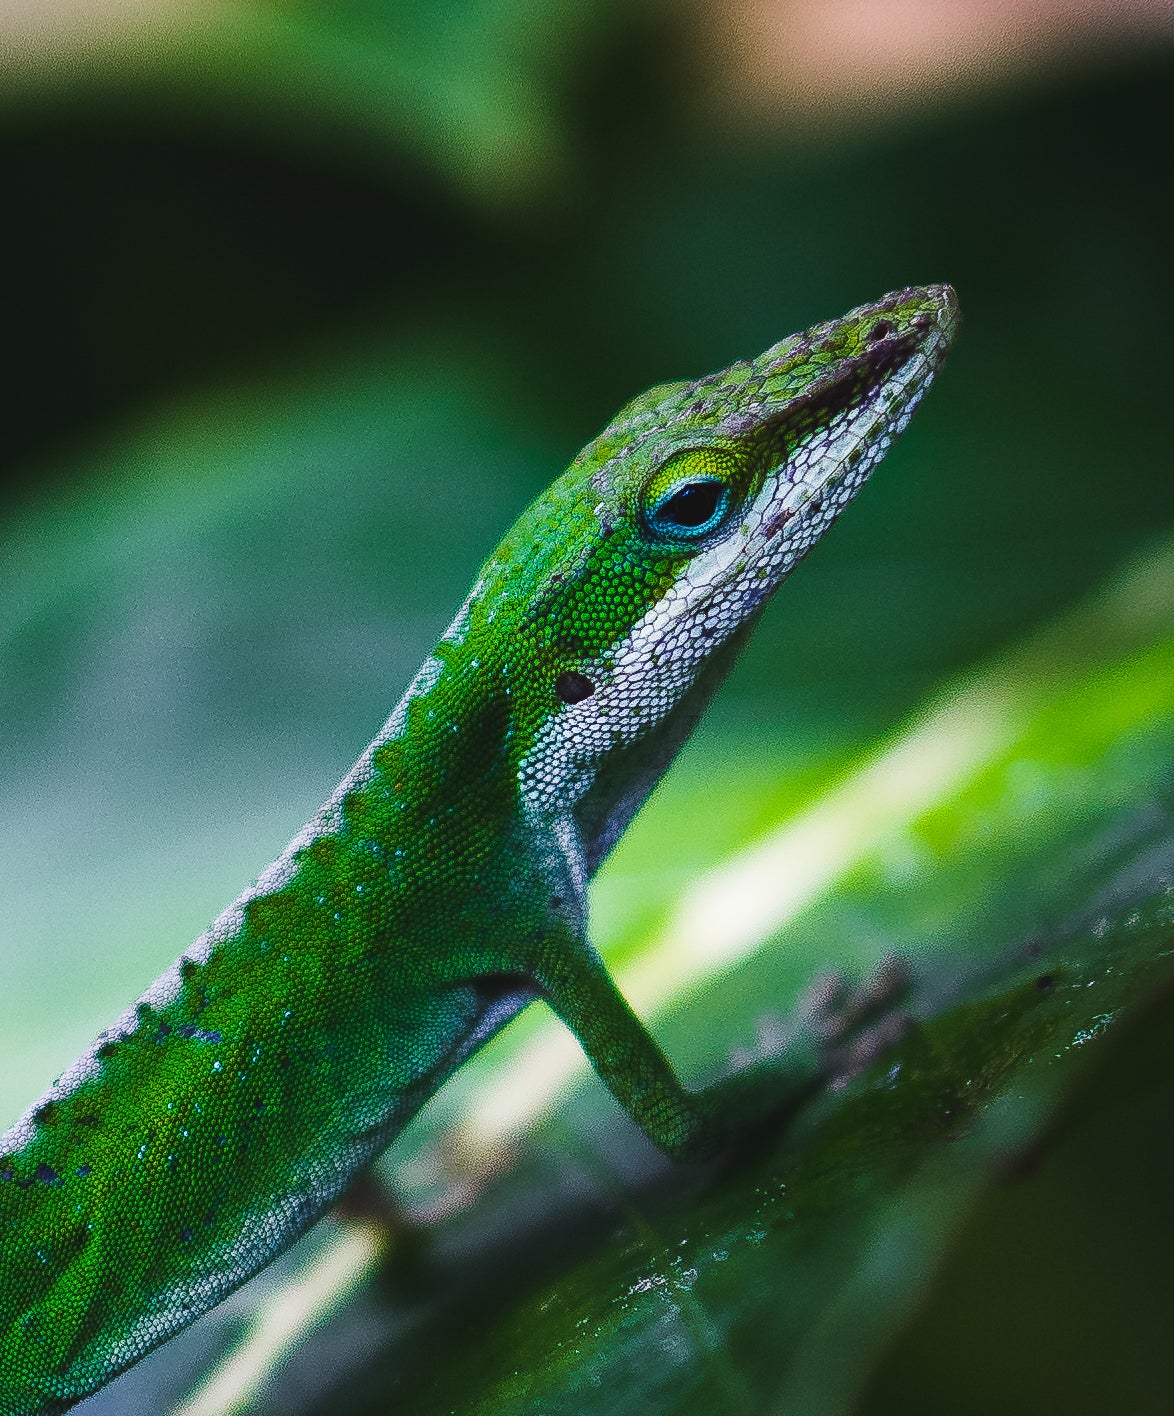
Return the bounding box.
[648,476,729,536]
[640,447,743,543]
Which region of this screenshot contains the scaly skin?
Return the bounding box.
[0,285,958,1413]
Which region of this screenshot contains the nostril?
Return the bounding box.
[867,320,895,342]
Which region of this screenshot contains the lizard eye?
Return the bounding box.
[642,450,739,542]
[652,478,727,532]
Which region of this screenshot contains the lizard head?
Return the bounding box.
[479,285,959,857]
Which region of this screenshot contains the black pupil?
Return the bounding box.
[660,481,723,529]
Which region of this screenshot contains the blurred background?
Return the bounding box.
[1,1,1173,1413]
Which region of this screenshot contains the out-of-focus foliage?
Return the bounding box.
[3,0,616,202]
[1,2,1172,1412]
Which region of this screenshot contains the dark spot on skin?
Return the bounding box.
[34,1103,58,1127]
[96,1041,119,1060]
[0,1166,13,1183]
[77,1113,101,1129]
[809,498,824,516]
[763,507,795,539]
[1035,973,1056,992]
[76,1165,92,1179]
[180,959,199,981]
[180,1227,193,1244]
[555,671,595,704]
[551,895,563,908]
[35,1164,61,1187]
[867,319,895,342]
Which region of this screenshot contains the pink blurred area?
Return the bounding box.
[705,0,1174,117]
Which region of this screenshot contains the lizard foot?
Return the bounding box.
[800,953,914,1088]
[728,953,913,1083]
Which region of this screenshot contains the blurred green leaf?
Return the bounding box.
[1,0,624,204]
[377,896,1174,1416]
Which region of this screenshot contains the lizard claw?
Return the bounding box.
[726,954,912,1079]
[804,953,914,1086]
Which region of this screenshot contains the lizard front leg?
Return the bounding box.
[523,929,898,1164]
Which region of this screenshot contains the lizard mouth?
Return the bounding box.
[762,291,956,463]
[729,289,957,586]
[788,330,919,435]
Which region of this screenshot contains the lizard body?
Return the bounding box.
[0,285,957,1413]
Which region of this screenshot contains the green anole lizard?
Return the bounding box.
[0,284,957,1414]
